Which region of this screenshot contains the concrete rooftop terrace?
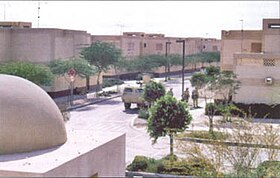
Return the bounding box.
[0,129,125,177]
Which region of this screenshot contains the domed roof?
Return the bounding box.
[0,74,67,155]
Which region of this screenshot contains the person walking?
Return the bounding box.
[192,87,199,108]
[182,87,190,103]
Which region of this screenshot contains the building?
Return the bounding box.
[92,32,221,58]
[0,75,125,177]
[221,18,280,105]
[0,21,32,28]
[0,21,221,97]
[0,23,100,97]
[92,32,221,76]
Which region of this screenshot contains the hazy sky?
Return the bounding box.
[0,1,279,39]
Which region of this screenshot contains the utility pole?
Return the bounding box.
[176,39,186,97]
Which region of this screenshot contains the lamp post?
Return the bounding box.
[176,39,185,97]
[165,41,171,81]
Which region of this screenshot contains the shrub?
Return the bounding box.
[127,156,149,171]
[256,161,280,177]
[187,157,218,177]
[138,108,149,119]
[102,78,124,88]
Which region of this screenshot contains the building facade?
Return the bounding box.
[92,32,221,58]
[92,32,221,76]
[221,19,280,104]
[0,23,101,97]
[0,21,221,96]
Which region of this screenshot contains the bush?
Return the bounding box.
[256,161,280,177]
[127,156,149,171]
[138,108,149,119]
[187,157,218,177]
[127,154,219,176]
[102,78,124,88]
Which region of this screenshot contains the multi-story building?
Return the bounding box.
[221,19,280,105]
[0,22,98,97]
[92,32,220,58]
[0,21,221,97]
[92,32,221,76]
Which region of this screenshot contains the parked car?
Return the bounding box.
[121,86,148,109]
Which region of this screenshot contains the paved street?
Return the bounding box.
[66,75,208,165]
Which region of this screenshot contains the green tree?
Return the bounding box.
[81,41,122,91]
[186,52,220,68]
[121,54,181,80]
[209,70,240,104]
[48,58,97,78]
[148,94,192,155]
[190,72,209,90]
[143,80,166,106]
[0,61,54,86]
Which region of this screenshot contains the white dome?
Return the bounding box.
[0,74,67,154]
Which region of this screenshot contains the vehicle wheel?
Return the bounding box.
[124,103,131,109]
[137,103,143,108]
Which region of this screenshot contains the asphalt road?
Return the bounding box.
[66,76,198,165]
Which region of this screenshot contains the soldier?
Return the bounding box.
[192,87,199,108]
[182,87,190,103]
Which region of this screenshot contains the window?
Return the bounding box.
[136,89,143,93]
[212,46,218,51]
[127,42,134,51]
[268,24,280,29]
[124,88,133,93]
[156,43,163,51]
[263,59,275,67]
[251,43,262,53]
[144,43,147,48]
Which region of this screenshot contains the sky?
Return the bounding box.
[0,1,279,39]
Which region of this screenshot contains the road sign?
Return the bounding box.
[68,68,76,82]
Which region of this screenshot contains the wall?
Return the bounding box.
[221,30,262,71]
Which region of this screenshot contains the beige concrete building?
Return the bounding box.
[0,21,32,28]
[221,19,280,104]
[92,32,221,76]
[0,21,221,96]
[92,32,221,58]
[0,23,101,97]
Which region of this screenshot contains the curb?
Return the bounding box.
[177,137,280,149]
[66,94,121,111]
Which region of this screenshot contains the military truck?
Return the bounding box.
[121,86,148,109]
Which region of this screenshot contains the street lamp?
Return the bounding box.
[176,39,185,97]
[165,41,171,81]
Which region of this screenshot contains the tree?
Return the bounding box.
[186,52,220,68]
[209,70,240,104]
[120,54,181,80]
[148,94,192,155]
[0,61,54,86]
[48,58,97,78]
[143,80,166,106]
[81,41,122,91]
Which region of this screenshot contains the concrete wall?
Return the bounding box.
[92,32,221,59]
[221,30,262,71]
[262,19,280,54]
[0,131,126,177]
[234,59,280,104]
[0,28,96,94]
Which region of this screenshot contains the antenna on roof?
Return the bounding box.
[37,1,40,28]
[115,23,128,36]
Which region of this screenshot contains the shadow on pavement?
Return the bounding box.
[123,108,139,115]
[74,105,96,112]
[94,99,122,106]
